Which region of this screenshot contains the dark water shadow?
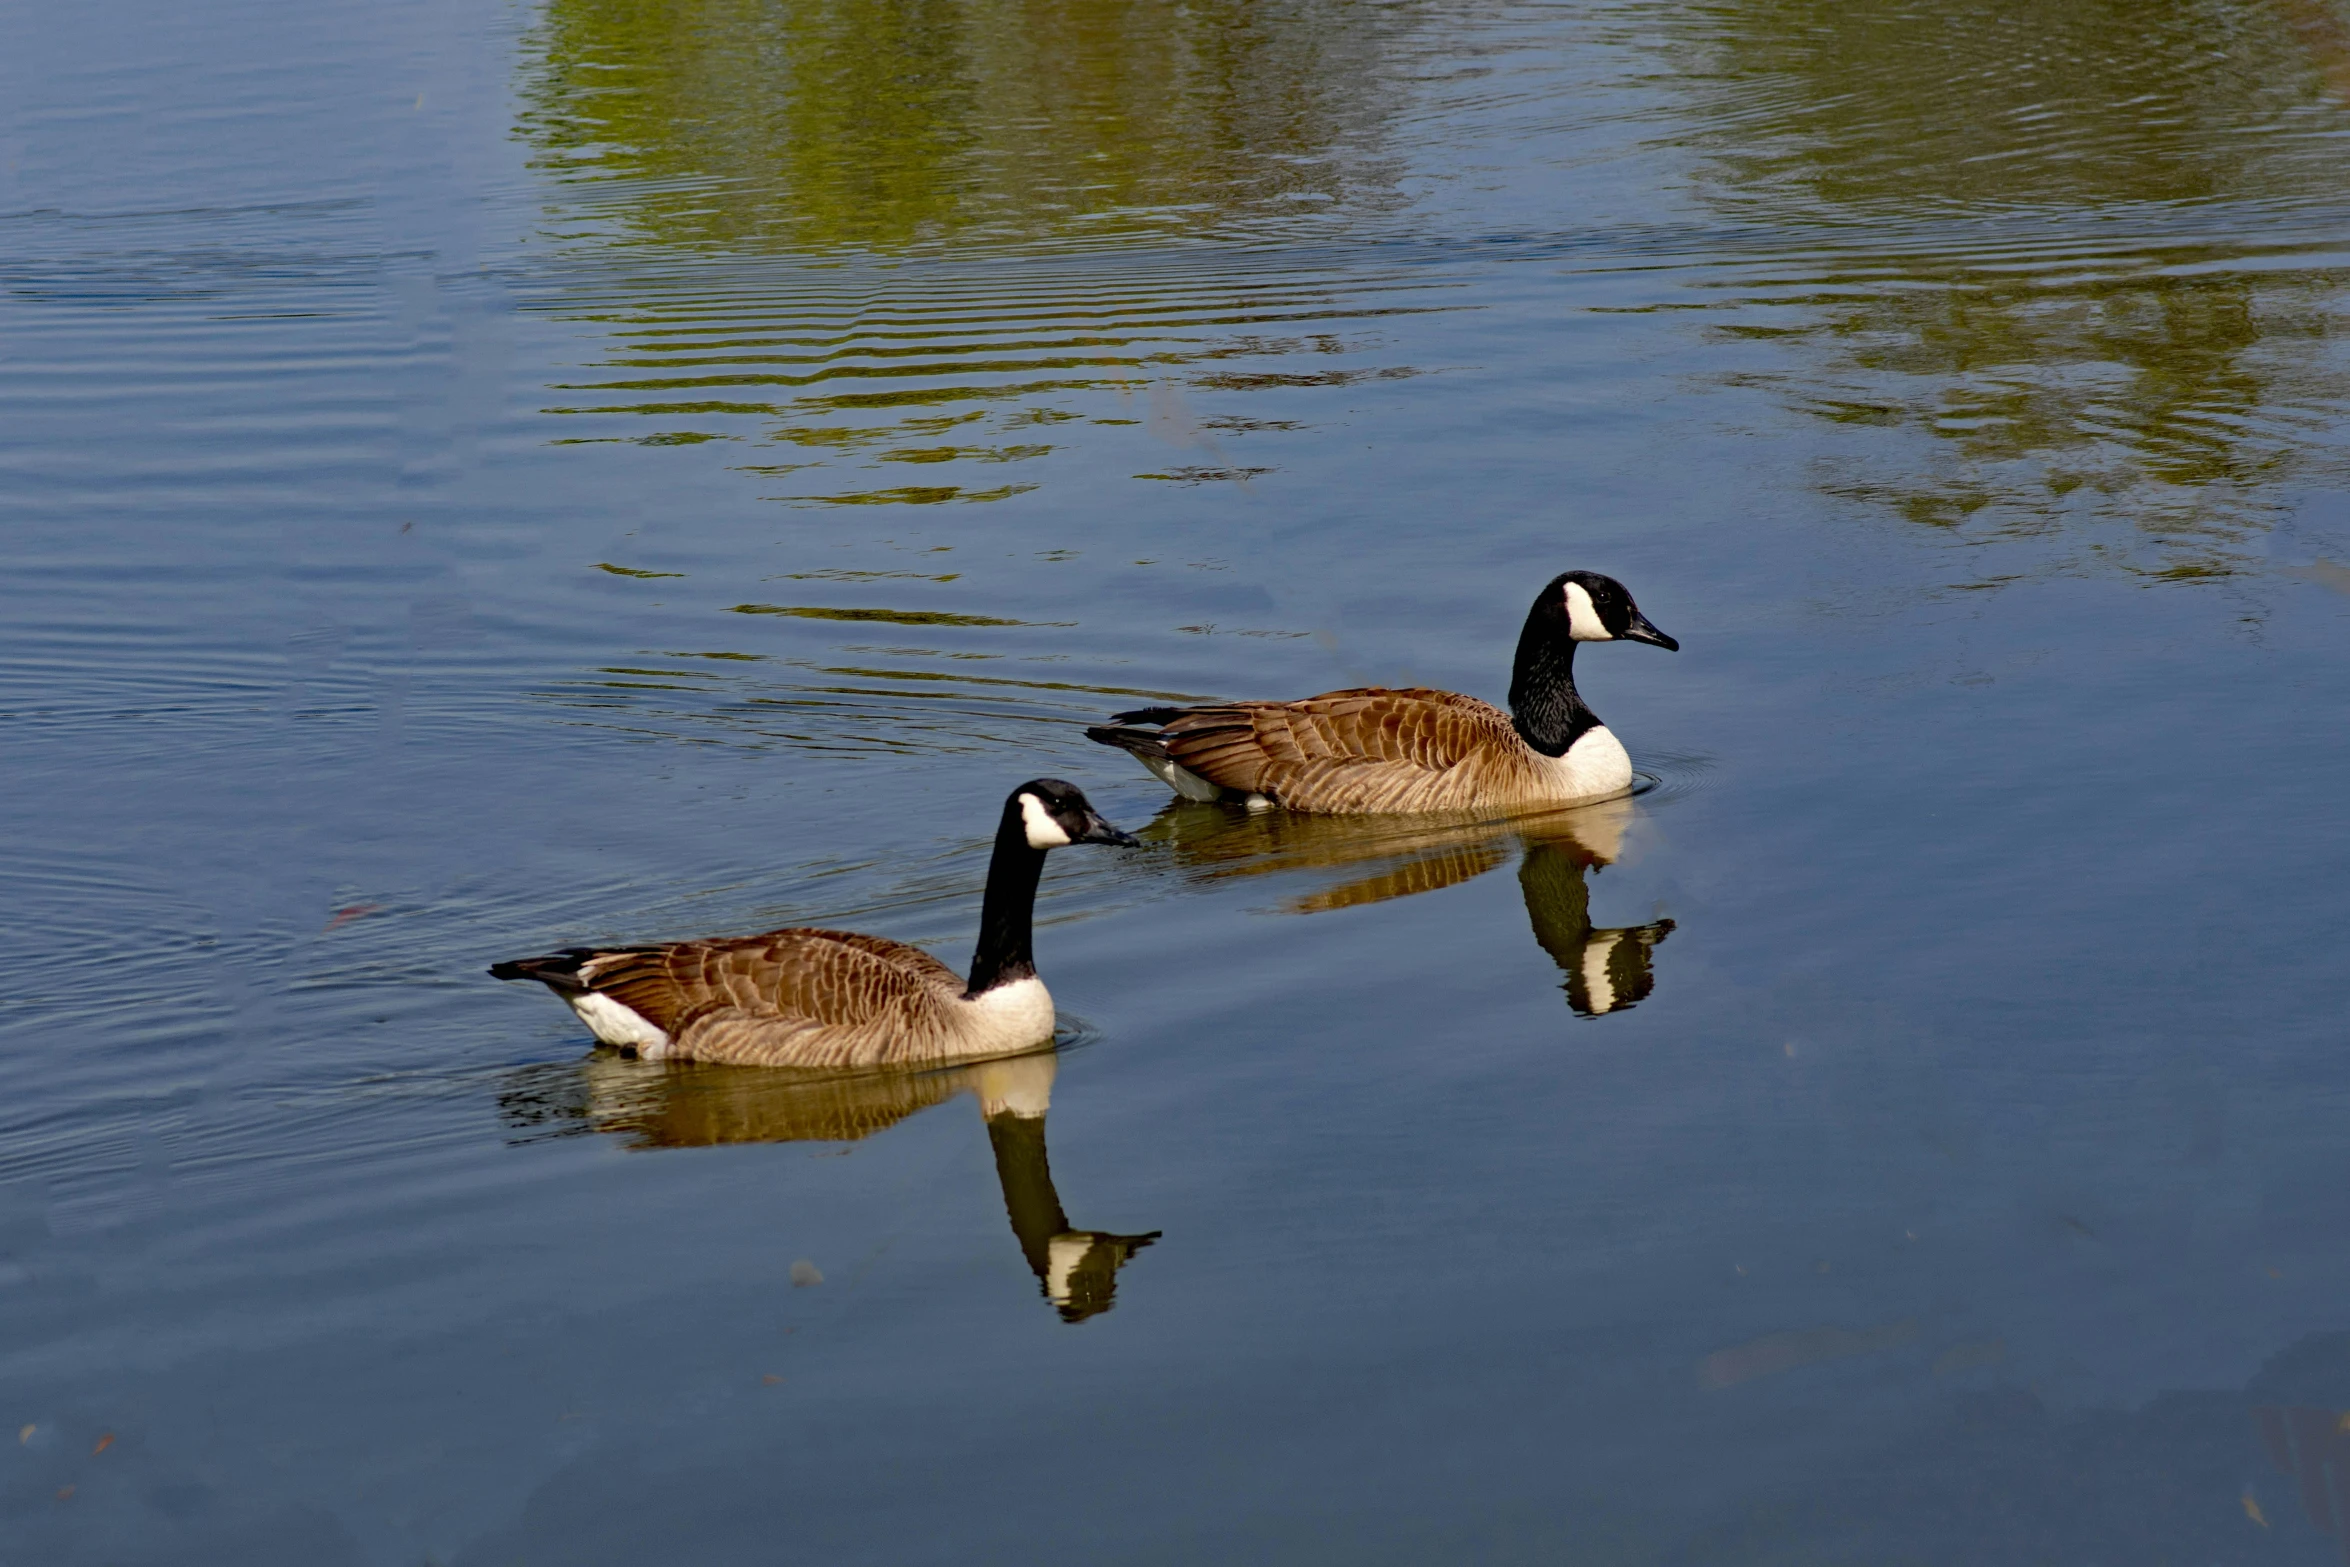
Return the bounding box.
[1676,1329,2350,1563]
[498,1046,1157,1323]
[1138,794,1674,1018]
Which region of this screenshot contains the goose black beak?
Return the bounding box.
[1074,813,1139,847]
[1621,612,1678,652]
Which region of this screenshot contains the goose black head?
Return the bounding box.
[1008,778,1139,850]
[1545,570,1678,651]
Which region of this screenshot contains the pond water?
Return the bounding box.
[7,0,2350,1560]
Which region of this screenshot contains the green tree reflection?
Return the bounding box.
[515,0,1428,506]
[1673,0,2350,577]
[518,0,1406,253]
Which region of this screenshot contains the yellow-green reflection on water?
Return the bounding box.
[1678,0,2350,216]
[1672,0,2350,575]
[517,0,2350,574]
[515,0,1447,513]
[519,0,1411,252]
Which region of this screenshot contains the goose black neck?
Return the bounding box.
[985,1111,1069,1279]
[1508,597,1601,757]
[965,804,1047,997]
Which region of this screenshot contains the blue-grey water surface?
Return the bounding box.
[7,1,2350,1561]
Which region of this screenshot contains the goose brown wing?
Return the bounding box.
[1158,688,1525,810]
[576,928,963,1037]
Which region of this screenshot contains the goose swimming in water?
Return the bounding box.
[1086,570,1678,814]
[489,779,1136,1068]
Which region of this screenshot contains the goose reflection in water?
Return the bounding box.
[498,1048,1157,1322]
[1142,793,1673,1018]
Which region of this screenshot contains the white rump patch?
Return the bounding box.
[1563,580,1612,641]
[1019,792,1073,848]
[1138,753,1223,802]
[568,991,671,1053]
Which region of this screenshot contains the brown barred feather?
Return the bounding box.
[1151,688,1563,814]
[576,929,977,1069]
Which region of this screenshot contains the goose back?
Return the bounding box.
[531,928,1047,1069]
[1092,687,1631,814]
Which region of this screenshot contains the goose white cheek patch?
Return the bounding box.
[1563,581,1612,641]
[1019,792,1072,848]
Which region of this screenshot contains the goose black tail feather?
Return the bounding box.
[488,949,600,989]
[1085,723,1173,760]
[1105,705,1189,726]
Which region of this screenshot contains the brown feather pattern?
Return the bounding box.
[1142,688,1579,814]
[577,928,996,1069]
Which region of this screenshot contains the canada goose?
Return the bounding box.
[497,1049,1159,1322]
[489,779,1136,1068]
[1087,570,1677,814]
[1134,795,1673,1016]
